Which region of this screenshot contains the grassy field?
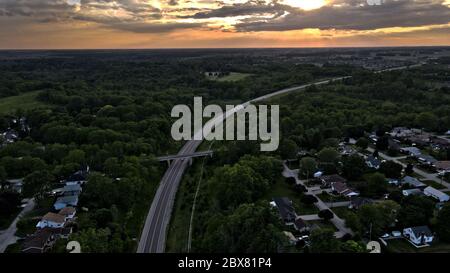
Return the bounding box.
[422,180,447,189]
[385,238,450,253]
[215,72,251,82]
[0,91,47,114]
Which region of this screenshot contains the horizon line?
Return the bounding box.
[1,45,450,51]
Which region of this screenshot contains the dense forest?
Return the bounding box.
[0,50,357,252]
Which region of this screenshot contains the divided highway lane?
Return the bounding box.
[137,65,422,253]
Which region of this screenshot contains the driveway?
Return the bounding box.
[0,198,35,253]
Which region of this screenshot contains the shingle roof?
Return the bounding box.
[42,212,66,224]
[273,197,296,222]
[321,174,347,184]
[410,226,433,238]
[58,207,76,216]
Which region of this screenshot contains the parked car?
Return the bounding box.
[392,231,402,237]
[381,233,390,238]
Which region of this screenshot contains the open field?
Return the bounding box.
[0,92,46,114]
[215,72,252,82]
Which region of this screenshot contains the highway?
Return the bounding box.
[137,65,421,253]
[136,76,350,253]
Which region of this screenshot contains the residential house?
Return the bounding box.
[430,137,450,150]
[402,188,424,197]
[424,186,449,202]
[61,184,82,196]
[390,127,414,138]
[407,136,430,147]
[331,181,359,197]
[65,168,89,185]
[1,129,18,144]
[54,195,79,210]
[348,197,373,209]
[21,227,72,253]
[435,161,450,174]
[58,207,76,220]
[403,226,434,246]
[4,178,23,193]
[366,155,381,169]
[320,174,347,187]
[400,147,422,157]
[294,217,309,233]
[401,176,426,188]
[388,138,401,152]
[387,179,399,186]
[338,144,356,156]
[417,154,438,166]
[36,212,66,229]
[271,197,296,224]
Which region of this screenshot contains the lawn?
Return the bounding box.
[309,220,338,231]
[215,72,252,82]
[0,91,47,114]
[267,180,319,215]
[385,238,450,253]
[316,192,348,202]
[422,180,447,190]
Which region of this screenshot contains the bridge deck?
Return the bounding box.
[157,150,213,162]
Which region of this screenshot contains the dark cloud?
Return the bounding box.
[180,1,293,19]
[0,0,202,33]
[234,0,450,31]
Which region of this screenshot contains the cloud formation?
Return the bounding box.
[0,0,449,48]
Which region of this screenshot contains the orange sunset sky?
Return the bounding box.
[0,0,449,49]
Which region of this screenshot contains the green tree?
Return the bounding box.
[23,170,54,199]
[356,137,369,150]
[309,228,341,253]
[342,154,367,180]
[341,240,366,253]
[436,204,450,242]
[358,200,400,238]
[299,157,317,179]
[200,203,285,253]
[415,112,438,131]
[279,139,298,159]
[398,195,435,227]
[379,161,403,179]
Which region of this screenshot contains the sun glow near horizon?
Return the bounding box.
[281,0,327,10]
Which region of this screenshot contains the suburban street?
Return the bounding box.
[0,198,35,253]
[366,147,450,190]
[282,163,354,238]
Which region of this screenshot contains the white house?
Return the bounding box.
[54,195,78,210]
[424,186,449,202]
[402,188,423,197]
[36,212,66,229]
[403,226,434,246]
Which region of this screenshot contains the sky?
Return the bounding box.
[0,0,449,49]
